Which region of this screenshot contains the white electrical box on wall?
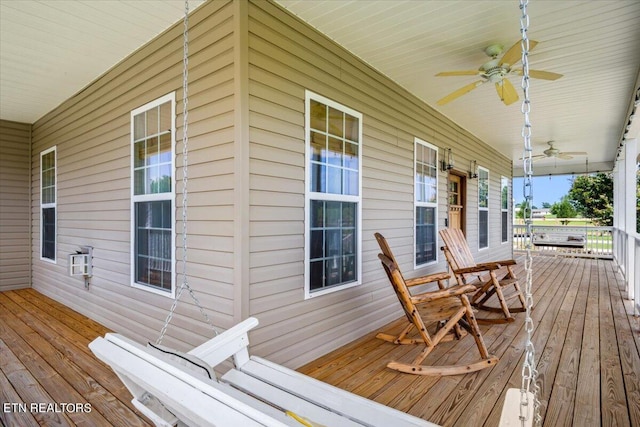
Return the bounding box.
[68,246,93,288]
[69,253,91,276]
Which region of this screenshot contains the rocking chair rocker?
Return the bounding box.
[377,252,498,375]
[439,228,527,324]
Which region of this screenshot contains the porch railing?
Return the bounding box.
[612,227,639,315]
[513,224,614,259]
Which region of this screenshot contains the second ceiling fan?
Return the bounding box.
[435,41,562,106]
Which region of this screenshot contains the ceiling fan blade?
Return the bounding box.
[437,81,484,105]
[514,69,563,80]
[436,71,480,76]
[496,79,519,105]
[499,40,538,67]
[557,154,573,160]
[559,151,588,156]
[519,154,547,160]
[532,155,549,162]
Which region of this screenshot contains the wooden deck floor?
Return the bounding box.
[297,255,640,427]
[0,255,638,426]
[0,289,151,427]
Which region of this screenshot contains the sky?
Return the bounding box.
[513,174,574,207]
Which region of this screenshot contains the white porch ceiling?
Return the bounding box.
[1,0,639,176]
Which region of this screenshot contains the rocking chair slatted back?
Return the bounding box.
[440,228,476,270]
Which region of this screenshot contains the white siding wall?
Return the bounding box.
[29,0,237,350]
[0,120,31,291]
[246,0,513,367]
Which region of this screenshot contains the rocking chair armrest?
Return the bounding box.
[453,264,500,275]
[405,272,450,287]
[491,259,517,266]
[468,261,502,271]
[411,284,476,304]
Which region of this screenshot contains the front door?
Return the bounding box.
[448,173,465,232]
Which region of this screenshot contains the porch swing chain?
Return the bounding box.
[519,0,542,425]
[157,0,218,345]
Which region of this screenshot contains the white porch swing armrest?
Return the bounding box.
[188,316,258,368]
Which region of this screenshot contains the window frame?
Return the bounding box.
[304,90,363,299]
[130,92,176,298]
[413,138,439,269]
[501,176,510,244]
[478,166,489,250]
[40,146,57,263]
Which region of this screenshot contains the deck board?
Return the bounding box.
[0,255,637,427]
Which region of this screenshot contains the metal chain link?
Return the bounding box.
[519,0,541,425]
[157,0,218,345]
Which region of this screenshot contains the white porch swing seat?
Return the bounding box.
[89,317,436,427]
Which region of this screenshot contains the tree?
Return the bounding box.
[567,173,613,226]
[541,202,552,209]
[550,196,577,224]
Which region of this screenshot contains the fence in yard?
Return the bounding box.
[513,224,613,259]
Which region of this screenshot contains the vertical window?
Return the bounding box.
[414,139,438,266]
[40,147,56,262]
[131,93,175,295]
[305,91,362,298]
[501,176,509,243]
[478,166,489,249]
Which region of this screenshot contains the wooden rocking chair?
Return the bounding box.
[374,232,453,345]
[439,228,527,324]
[377,252,498,375]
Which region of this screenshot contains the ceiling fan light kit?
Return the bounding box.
[435,40,562,106]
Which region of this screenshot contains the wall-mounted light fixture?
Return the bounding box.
[468,160,478,179]
[441,148,454,171]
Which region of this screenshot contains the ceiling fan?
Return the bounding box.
[529,141,587,161]
[435,41,563,106]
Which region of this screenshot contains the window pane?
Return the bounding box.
[326,165,342,194]
[42,207,55,260]
[501,177,509,210]
[310,131,326,162]
[308,200,357,292]
[134,141,146,168]
[343,171,358,196]
[344,142,358,169]
[159,133,172,164]
[311,163,325,193]
[310,260,324,291]
[311,201,324,227]
[146,107,158,136]
[325,201,341,227]
[344,114,358,142]
[134,113,145,140]
[135,200,172,291]
[416,206,436,265]
[147,136,160,165]
[502,211,509,242]
[157,164,172,193]
[327,137,343,166]
[160,102,171,132]
[479,171,489,208]
[310,100,326,131]
[328,107,343,137]
[479,210,489,248]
